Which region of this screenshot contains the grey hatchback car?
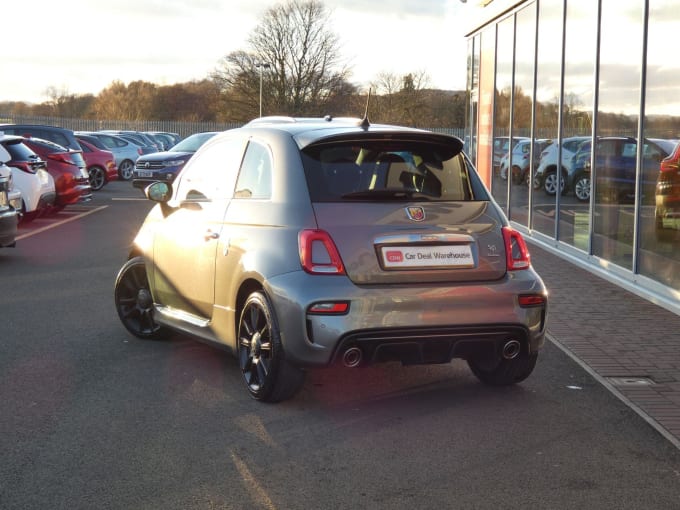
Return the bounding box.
[114,117,548,402]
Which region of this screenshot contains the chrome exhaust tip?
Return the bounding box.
[502,340,521,360]
[342,346,363,368]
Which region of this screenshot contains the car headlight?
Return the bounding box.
[161,160,186,167]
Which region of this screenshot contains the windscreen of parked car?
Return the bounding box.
[170,132,217,153]
[301,139,489,202]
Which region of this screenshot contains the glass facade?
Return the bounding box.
[467,0,680,310]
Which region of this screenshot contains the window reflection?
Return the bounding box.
[531,0,562,237]
[508,5,536,227]
[466,36,480,167]
[592,0,644,270]
[557,0,596,250]
[638,0,680,289]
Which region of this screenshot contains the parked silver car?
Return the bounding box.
[76,132,142,181]
[114,117,548,402]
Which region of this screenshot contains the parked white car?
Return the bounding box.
[0,146,19,247]
[0,134,56,222]
[533,136,591,195]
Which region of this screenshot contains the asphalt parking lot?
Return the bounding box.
[1,181,679,509]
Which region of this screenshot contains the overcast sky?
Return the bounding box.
[2,0,469,104]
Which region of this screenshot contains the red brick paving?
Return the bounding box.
[530,244,680,449]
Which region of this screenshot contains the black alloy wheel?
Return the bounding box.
[114,256,165,340]
[238,291,305,402]
[468,351,538,386]
[88,166,106,191]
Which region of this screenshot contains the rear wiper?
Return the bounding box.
[341,188,433,201]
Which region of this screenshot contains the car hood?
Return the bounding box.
[137,151,194,162]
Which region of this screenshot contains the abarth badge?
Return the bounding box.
[406,206,425,222]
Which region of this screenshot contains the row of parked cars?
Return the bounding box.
[498,135,679,201]
[0,123,186,249]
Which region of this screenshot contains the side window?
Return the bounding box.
[234,141,272,199]
[644,142,663,160]
[622,142,637,158]
[174,138,245,202]
[598,140,618,157]
[49,131,69,147]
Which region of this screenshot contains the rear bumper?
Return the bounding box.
[265,269,548,367]
[331,324,541,367]
[56,182,92,206]
[0,207,18,247]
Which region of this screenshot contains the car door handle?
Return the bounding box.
[204,230,219,241]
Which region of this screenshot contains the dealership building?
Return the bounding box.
[463,0,680,314]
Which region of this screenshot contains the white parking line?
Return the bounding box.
[16,205,109,241]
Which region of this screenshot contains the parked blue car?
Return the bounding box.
[132,132,218,190]
[570,136,675,203]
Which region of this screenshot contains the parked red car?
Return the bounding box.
[655,140,680,240]
[77,137,118,191]
[23,137,92,208]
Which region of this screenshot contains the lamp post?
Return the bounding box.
[255,63,270,118]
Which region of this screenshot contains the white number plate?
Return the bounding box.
[137,171,153,178]
[381,244,475,269]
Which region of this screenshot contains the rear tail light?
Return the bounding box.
[502,226,531,271]
[299,229,346,275]
[48,153,75,165]
[12,162,37,174]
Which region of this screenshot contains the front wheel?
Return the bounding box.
[511,165,524,185]
[543,171,566,196]
[468,352,538,386]
[114,256,166,340]
[88,166,106,191]
[573,173,591,202]
[238,291,305,402]
[118,160,134,181]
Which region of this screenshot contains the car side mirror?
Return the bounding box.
[145,181,172,203]
[0,145,10,164]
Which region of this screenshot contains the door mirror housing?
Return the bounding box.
[145,181,172,203]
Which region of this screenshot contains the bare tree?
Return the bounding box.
[369,70,433,126]
[212,0,351,119]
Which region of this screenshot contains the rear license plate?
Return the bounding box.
[137,171,153,178]
[381,244,475,269]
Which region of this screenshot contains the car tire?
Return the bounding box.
[543,170,566,196]
[573,173,591,202]
[467,351,538,386]
[19,200,38,224]
[238,291,305,402]
[511,165,524,185]
[114,256,167,340]
[118,160,134,181]
[88,166,107,191]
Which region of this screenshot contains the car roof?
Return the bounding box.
[241,116,464,151]
[0,134,26,144]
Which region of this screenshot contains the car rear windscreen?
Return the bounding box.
[301,139,489,202]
